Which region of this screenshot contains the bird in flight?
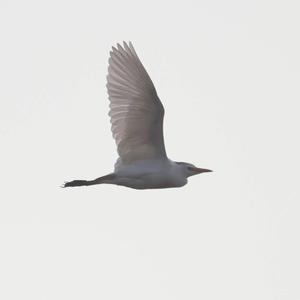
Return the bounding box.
[63,41,212,189]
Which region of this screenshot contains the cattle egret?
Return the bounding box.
[63,42,212,189]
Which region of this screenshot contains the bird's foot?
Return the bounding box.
[61,180,88,188]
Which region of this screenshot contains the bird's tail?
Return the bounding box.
[62,173,115,188]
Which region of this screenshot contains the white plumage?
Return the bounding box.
[107,42,166,164]
[64,42,212,189]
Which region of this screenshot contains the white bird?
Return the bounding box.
[64,41,212,190]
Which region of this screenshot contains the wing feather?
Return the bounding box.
[107,41,166,164]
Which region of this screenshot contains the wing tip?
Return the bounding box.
[111,41,135,55]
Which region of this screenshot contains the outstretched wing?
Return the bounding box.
[107,41,167,164]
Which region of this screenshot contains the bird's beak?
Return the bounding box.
[190,167,213,174]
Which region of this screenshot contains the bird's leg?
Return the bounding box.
[63,173,115,188]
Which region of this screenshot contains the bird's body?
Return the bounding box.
[64,42,212,190]
[112,158,188,189]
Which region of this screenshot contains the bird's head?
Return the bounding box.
[176,162,212,177]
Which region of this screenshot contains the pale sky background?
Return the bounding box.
[0,0,299,299]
